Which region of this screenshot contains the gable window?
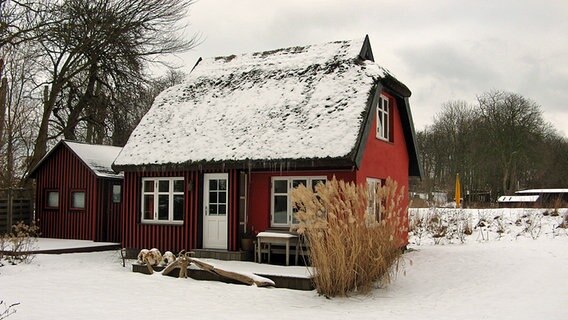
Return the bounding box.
[271,176,326,227]
[46,190,59,208]
[376,94,390,141]
[366,178,383,221]
[70,191,86,210]
[141,177,184,224]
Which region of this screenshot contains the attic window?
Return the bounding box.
[376,94,391,141]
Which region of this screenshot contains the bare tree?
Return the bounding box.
[478,90,547,195]
[29,0,198,169]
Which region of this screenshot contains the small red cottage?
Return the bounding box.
[30,140,123,242]
[113,35,422,254]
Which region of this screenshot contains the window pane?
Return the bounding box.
[158,180,169,192]
[47,191,59,208]
[112,185,121,203]
[274,195,288,224]
[274,180,288,194]
[158,195,169,220]
[292,179,307,189]
[209,204,217,215]
[218,204,226,215]
[219,191,226,203]
[71,192,85,209]
[209,191,218,204]
[209,179,218,191]
[173,195,184,221]
[311,179,326,192]
[144,180,154,192]
[143,195,154,219]
[219,179,227,191]
[173,179,184,193]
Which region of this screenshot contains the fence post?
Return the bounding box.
[7,188,13,233]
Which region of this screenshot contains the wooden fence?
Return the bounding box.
[0,188,33,234]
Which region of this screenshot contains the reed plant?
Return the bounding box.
[291,177,407,297]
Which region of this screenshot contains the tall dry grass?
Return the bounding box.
[291,177,407,297]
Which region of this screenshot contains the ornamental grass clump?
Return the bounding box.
[291,177,407,297]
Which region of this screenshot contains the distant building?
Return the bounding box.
[498,189,568,208]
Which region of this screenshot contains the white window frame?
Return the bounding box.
[270,176,326,227]
[141,177,184,224]
[376,94,390,141]
[366,178,382,221]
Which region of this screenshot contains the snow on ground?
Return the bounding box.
[1,209,567,320]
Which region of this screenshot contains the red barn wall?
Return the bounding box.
[35,146,97,240]
[248,170,356,233]
[356,91,410,243]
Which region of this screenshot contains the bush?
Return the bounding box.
[1,221,40,265]
[291,177,406,297]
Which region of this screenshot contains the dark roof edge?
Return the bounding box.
[352,82,383,168]
[401,97,423,178]
[27,140,66,179]
[112,157,356,173]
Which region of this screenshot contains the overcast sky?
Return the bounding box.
[168,0,568,136]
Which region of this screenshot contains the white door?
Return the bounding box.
[203,173,228,249]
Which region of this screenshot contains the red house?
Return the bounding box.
[30,140,123,242]
[112,35,421,254]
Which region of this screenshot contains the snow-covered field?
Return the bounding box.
[1,208,567,320]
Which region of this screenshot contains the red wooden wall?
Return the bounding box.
[356,91,410,244]
[34,145,122,242]
[247,170,356,233]
[120,169,241,253]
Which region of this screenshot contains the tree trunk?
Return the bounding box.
[0,59,7,149]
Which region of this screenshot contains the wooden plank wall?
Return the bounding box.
[35,146,97,240]
[121,169,241,253]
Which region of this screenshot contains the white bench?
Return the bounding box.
[256,231,299,266]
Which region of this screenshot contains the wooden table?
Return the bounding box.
[256,231,298,266]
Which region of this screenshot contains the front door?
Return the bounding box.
[203,173,228,249]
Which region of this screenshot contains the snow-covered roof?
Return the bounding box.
[64,141,123,178]
[516,189,568,194]
[497,195,539,203]
[114,36,400,169]
[30,140,123,179]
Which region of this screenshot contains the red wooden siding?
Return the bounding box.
[356,91,410,244]
[121,169,242,253]
[34,145,121,242]
[247,170,357,233]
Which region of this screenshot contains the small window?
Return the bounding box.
[71,191,86,209]
[376,94,390,141]
[112,185,121,203]
[366,178,383,221]
[46,190,59,208]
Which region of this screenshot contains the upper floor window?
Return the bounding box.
[141,177,184,224]
[271,176,326,227]
[376,94,390,141]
